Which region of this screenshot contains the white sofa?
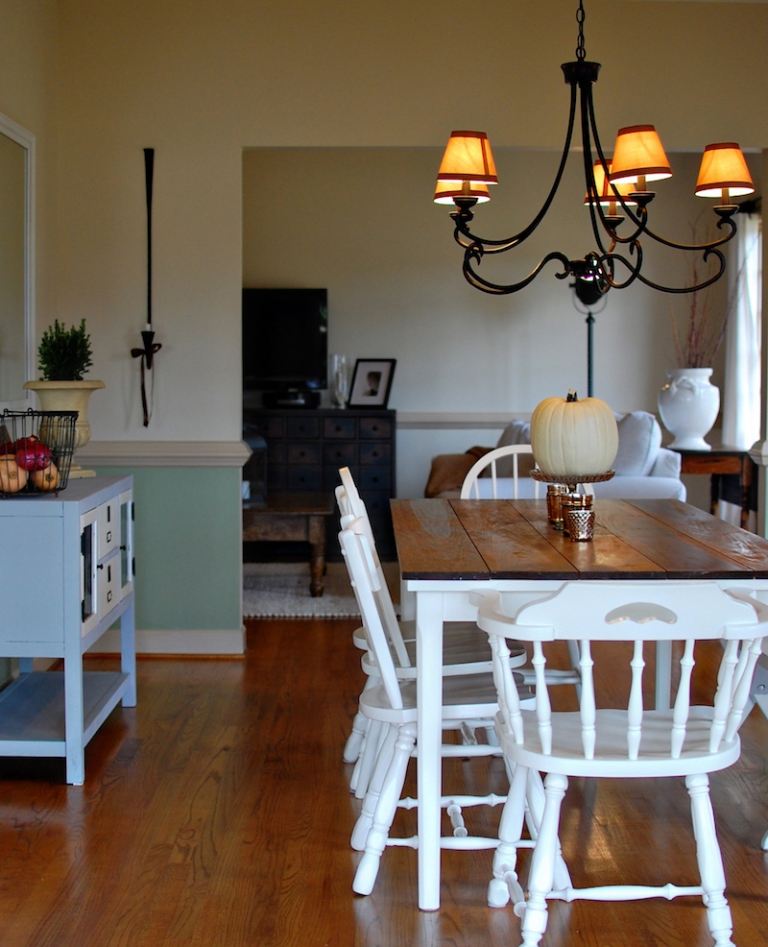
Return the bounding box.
[424,411,686,501]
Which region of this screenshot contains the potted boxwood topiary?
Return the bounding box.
[24,319,105,463]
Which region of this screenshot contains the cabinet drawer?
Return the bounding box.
[324,416,357,439]
[247,415,285,439]
[359,466,391,492]
[287,467,322,490]
[286,417,321,438]
[267,465,288,490]
[98,554,121,620]
[288,443,321,465]
[98,499,120,558]
[360,442,391,465]
[359,417,392,439]
[268,441,287,465]
[323,442,356,466]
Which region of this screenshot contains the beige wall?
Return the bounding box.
[9,0,768,454]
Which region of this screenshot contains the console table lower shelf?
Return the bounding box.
[0,671,132,780]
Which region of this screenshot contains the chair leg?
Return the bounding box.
[525,768,572,893]
[520,772,568,947]
[762,829,768,852]
[353,719,386,799]
[685,773,735,947]
[351,725,397,851]
[353,722,417,896]
[343,709,368,764]
[488,763,528,909]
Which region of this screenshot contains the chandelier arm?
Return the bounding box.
[585,86,651,244]
[597,248,644,291]
[450,81,580,256]
[579,97,621,258]
[462,246,572,295]
[633,248,728,294]
[639,216,737,253]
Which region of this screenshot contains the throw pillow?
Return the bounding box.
[493,420,535,477]
[613,411,662,476]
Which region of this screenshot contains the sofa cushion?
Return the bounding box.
[495,420,535,477]
[613,411,662,477]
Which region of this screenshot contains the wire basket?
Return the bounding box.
[0,409,78,497]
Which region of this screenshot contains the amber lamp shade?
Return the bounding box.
[695,143,755,199]
[584,160,637,207]
[437,131,499,185]
[434,180,491,204]
[608,125,672,185]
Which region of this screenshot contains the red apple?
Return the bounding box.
[15,436,52,471]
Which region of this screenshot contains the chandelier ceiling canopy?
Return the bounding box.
[434,0,755,297]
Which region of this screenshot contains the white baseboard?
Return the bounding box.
[89,627,246,656]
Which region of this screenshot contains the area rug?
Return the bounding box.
[243,563,359,619]
[243,561,400,620]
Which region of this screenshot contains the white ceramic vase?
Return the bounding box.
[657,367,719,451]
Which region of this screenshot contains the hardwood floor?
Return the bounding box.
[0,620,765,946]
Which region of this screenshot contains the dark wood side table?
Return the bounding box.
[670,441,755,529]
[242,492,334,597]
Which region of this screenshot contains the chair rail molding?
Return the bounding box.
[77,440,251,467]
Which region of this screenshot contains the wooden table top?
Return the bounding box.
[390,498,768,581]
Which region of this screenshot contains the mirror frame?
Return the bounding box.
[0,112,35,410]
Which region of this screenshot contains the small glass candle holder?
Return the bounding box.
[546,484,571,529]
[564,507,595,542]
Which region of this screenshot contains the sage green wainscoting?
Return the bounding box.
[1,459,245,685]
[88,454,247,655]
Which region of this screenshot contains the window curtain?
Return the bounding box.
[720,210,762,528]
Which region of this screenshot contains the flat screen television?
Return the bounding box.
[242,288,328,394]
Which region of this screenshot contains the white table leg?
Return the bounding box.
[416,589,444,910]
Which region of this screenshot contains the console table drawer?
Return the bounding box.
[287,467,322,490]
[360,442,391,465]
[324,417,357,439]
[288,443,321,465]
[286,417,321,439]
[359,466,391,492]
[323,442,356,466]
[360,417,392,439]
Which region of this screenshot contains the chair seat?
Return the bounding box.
[360,673,500,724]
[502,707,742,779]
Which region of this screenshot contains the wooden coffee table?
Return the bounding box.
[242,492,335,597]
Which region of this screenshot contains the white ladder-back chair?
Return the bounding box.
[459,454,581,696]
[476,582,767,947]
[460,445,541,500]
[338,520,563,899]
[336,467,529,794]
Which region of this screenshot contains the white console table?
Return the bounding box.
[0,476,136,784]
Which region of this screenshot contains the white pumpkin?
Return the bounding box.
[531,391,618,476]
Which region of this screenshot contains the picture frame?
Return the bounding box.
[347,358,396,409]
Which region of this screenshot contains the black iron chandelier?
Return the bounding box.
[434,0,755,297]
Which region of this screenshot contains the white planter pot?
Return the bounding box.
[657,368,719,451]
[23,380,105,476]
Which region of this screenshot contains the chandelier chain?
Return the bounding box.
[576,0,586,60]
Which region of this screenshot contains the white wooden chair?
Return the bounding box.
[335,466,530,792]
[476,582,768,947]
[460,444,541,500]
[460,452,581,695]
[340,520,570,899]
